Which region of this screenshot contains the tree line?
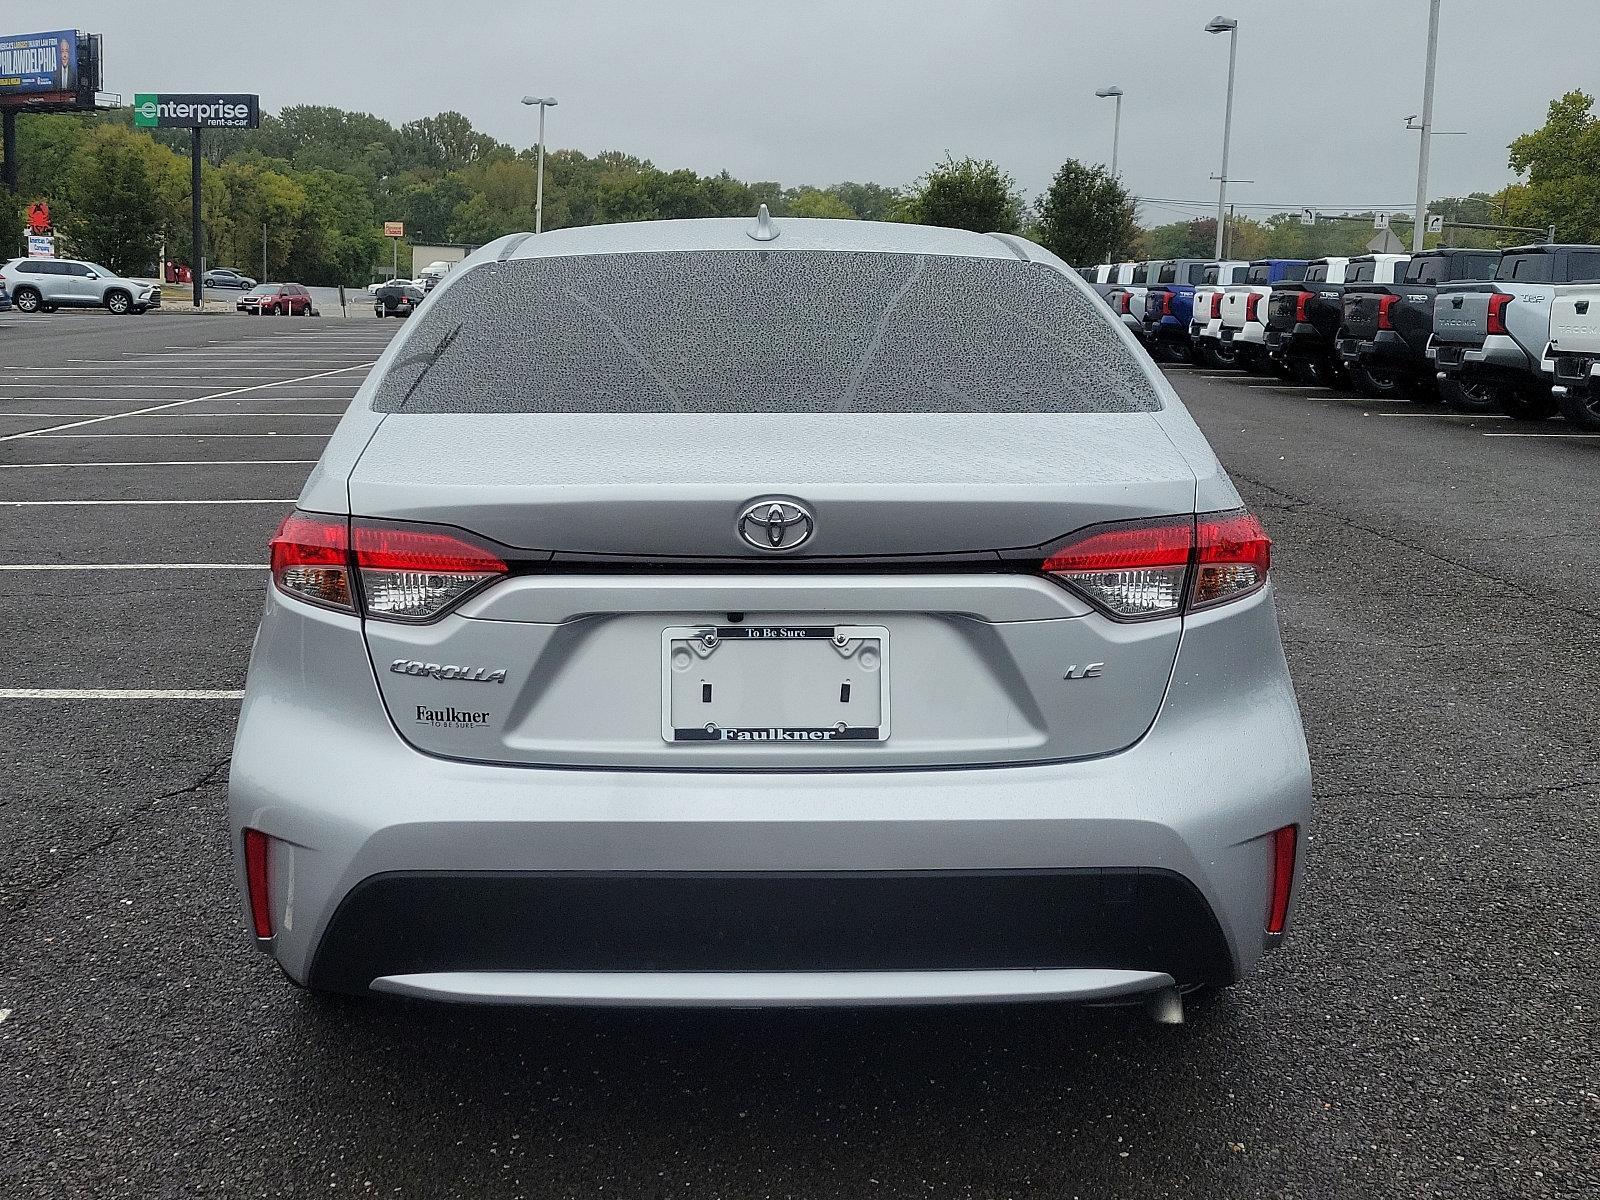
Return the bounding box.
[4,90,1593,281]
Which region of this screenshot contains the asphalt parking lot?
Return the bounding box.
[1,317,1595,1199]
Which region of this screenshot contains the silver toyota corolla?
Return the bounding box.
[229,215,1311,1020]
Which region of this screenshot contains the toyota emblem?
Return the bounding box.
[737,499,815,552]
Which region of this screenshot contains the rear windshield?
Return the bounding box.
[1157,264,1177,284]
[371,250,1163,415]
[1497,254,1551,283]
[1185,264,1206,285]
[1132,263,1153,284]
[1281,263,1309,282]
[1304,264,1329,283]
[1566,250,1600,282]
[1346,261,1377,283]
[1247,265,1270,284]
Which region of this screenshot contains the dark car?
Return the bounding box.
[204,268,257,290]
[373,282,425,318]
[238,283,317,316]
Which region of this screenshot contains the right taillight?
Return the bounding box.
[1377,294,1400,331]
[269,511,510,622]
[243,828,273,939]
[1486,292,1513,337]
[1041,509,1271,621]
[1294,291,1313,322]
[1245,293,1262,323]
[1266,824,1298,935]
[1210,293,1224,319]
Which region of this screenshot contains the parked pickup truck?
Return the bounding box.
[1088,262,1133,302]
[1108,260,1167,340]
[1544,275,1600,429]
[1267,254,1412,386]
[1140,259,1211,362]
[1218,259,1311,372]
[1336,249,1501,400]
[1189,261,1250,367]
[1431,244,1600,417]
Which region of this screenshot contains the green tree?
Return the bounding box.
[1507,90,1600,242]
[63,126,166,272]
[783,187,856,219]
[828,181,898,221]
[900,155,1022,233]
[1032,159,1137,266]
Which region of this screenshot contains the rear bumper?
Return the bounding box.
[1431,333,1529,376]
[230,586,1312,1005]
[1265,324,1325,358]
[316,868,1233,998]
[1220,321,1267,347]
[1338,330,1412,366]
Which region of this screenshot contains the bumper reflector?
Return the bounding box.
[244,828,273,939]
[1267,824,1297,934]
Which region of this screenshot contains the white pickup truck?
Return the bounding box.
[1217,259,1311,372]
[1189,261,1249,367]
[1543,267,1600,429]
[1432,244,1600,419]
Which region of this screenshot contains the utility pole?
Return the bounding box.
[521,95,558,235]
[1411,0,1442,253]
[190,127,202,309]
[261,222,267,280]
[1095,86,1124,177]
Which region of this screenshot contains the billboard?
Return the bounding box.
[0,30,78,97]
[383,221,404,238]
[26,234,54,258]
[133,93,260,129]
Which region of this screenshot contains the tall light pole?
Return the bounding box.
[1411,0,1442,253]
[521,95,558,234]
[1095,86,1124,177]
[1205,16,1239,259]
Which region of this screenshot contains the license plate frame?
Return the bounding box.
[660,624,889,746]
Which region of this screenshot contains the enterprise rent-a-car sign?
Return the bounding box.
[133,93,260,129]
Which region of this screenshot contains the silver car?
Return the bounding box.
[0,257,161,314]
[230,216,1311,1020]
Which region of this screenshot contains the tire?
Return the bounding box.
[1197,339,1237,369]
[1499,383,1558,422]
[1291,356,1334,387]
[1557,384,1600,430]
[104,290,132,315]
[1348,360,1405,399]
[1438,376,1503,415]
[13,287,40,313]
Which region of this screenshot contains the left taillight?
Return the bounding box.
[1266,824,1298,935]
[1377,294,1400,331]
[1486,292,1513,337]
[1210,292,1224,319]
[1041,510,1271,622]
[269,511,510,622]
[269,511,352,612]
[1245,292,1262,323]
[1293,291,1313,323]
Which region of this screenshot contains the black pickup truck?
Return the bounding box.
[1336,249,1501,399]
[1263,257,1353,385]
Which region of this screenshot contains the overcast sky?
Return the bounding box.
[41,1,1600,222]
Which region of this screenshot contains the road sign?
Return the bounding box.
[1299,208,1317,225]
[26,233,54,257]
[1427,214,1445,234]
[133,93,260,129]
[1373,213,1392,231]
[384,221,404,238]
[1366,227,1407,255]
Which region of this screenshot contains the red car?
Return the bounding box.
[238,283,318,316]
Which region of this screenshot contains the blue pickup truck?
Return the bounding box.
[1140,259,1210,362]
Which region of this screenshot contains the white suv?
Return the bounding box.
[0,257,161,314]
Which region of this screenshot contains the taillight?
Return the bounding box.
[1159,291,1173,316]
[1192,510,1272,610]
[352,519,509,621]
[244,828,273,939]
[1377,295,1400,331]
[1210,293,1223,319]
[1118,293,1132,315]
[1486,292,1513,337]
[269,511,509,622]
[1245,293,1261,323]
[1266,824,1298,935]
[270,511,353,612]
[1294,291,1313,322]
[1040,509,1270,621]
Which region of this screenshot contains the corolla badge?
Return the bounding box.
[737,499,815,552]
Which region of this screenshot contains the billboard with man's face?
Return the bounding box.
[0,30,78,96]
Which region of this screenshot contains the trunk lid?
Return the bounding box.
[1433,285,1497,346]
[349,411,1199,769]
[1549,286,1600,357]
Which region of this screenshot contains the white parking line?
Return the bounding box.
[1483,431,1600,438]
[29,433,329,438]
[0,688,245,700]
[1376,412,1510,419]
[0,563,262,570]
[0,460,315,468]
[0,361,373,442]
[0,499,295,506]
[1245,385,1332,391]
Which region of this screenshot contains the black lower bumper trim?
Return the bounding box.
[307,868,1238,995]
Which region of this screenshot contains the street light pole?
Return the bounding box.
[1411,0,1442,253]
[1095,86,1124,177]
[1206,16,1239,260]
[521,95,558,235]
